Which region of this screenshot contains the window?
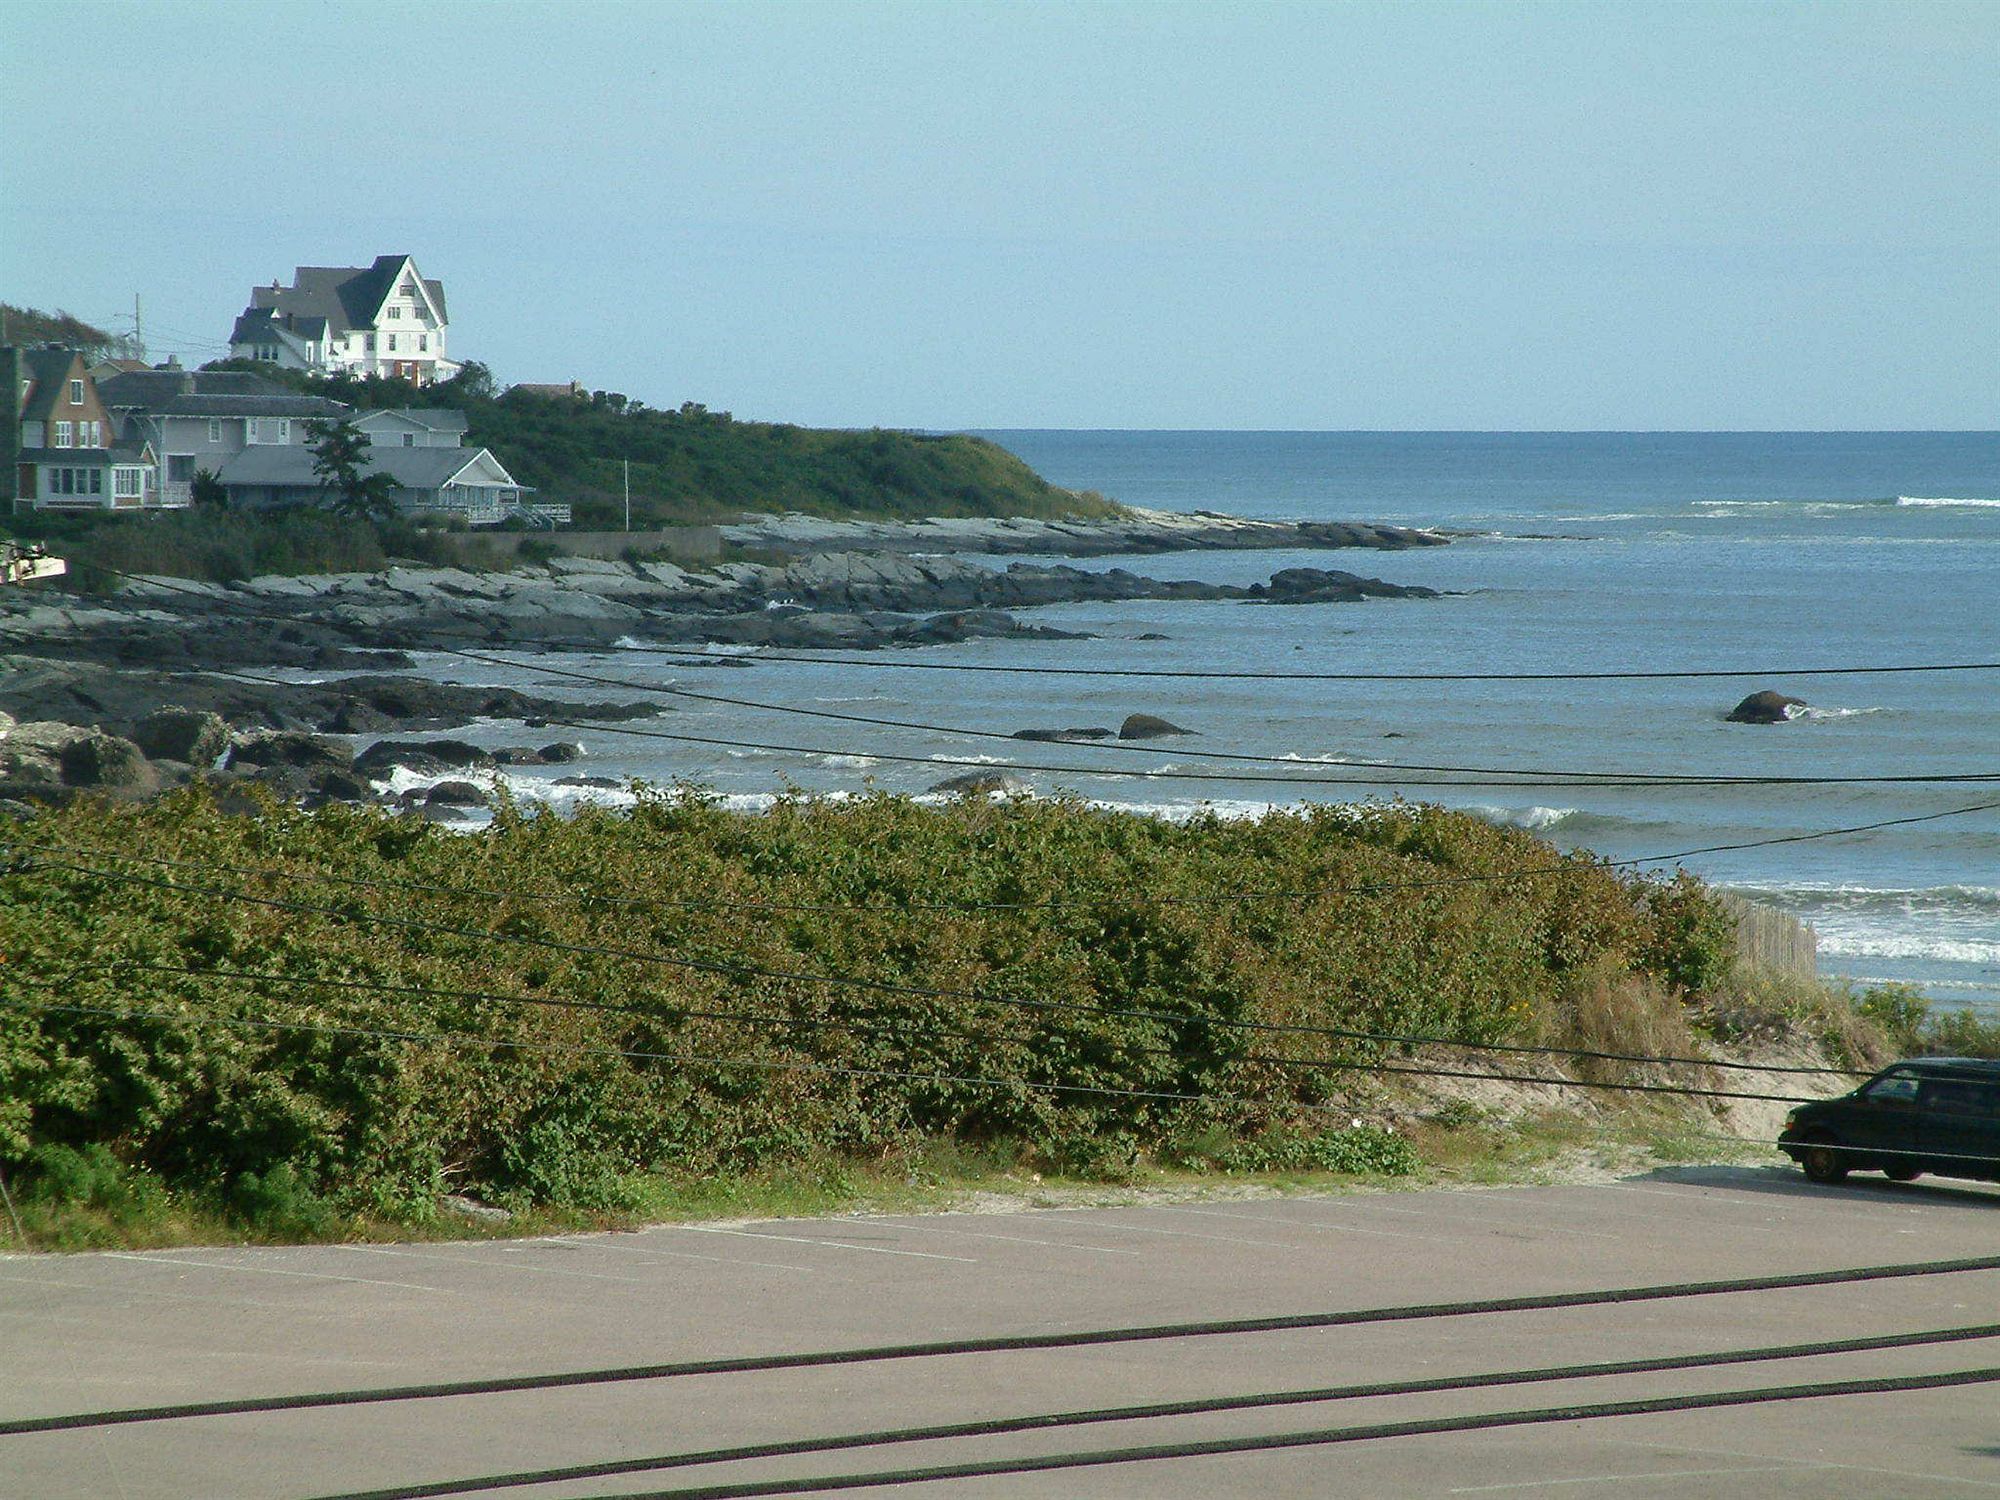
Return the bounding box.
[386,306,402,319]
[418,335,428,351]
[207,419,222,442]
[69,379,84,404]
[53,421,73,448]
[87,421,102,446]
[90,469,104,494]
[1866,1072,1921,1107]
[276,419,290,443]
[114,468,142,498]
[402,433,415,447]
[387,334,398,352]
[168,455,195,482]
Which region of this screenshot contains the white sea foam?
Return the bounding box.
[1897,496,2000,509]
[930,753,1011,765]
[1784,704,1890,722]
[813,754,878,769]
[1818,934,2000,965]
[1279,751,1352,764]
[1468,804,1580,831]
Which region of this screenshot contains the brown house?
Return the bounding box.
[7,347,162,511]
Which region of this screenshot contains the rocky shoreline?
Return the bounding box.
[3,507,1445,674]
[0,508,1446,812]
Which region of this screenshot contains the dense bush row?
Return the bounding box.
[4,508,463,590]
[0,790,1737,1220]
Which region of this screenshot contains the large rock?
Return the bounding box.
[1013,726,1115,742]
[0,721,85,787]
[227,732,354,772]
[58,731,157,794]
[928,770,1031,797]
[424,780,489,808]
[354,738,495,776]
[1726,691,1807,725]
[1119,713,1195,740]
[131,708,230,766]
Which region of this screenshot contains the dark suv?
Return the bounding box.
[1780,1058,2000,1185]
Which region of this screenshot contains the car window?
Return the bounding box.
[1920,1078,2000,1116]
[1865,1073,1921,1106]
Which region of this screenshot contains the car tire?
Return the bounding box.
[1800,1140,1850,1184]
[1883,1163,1922,1182]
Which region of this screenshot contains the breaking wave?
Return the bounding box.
[1897,496,2000,509]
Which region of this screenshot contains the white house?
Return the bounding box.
[352,408,470,448]
[228,255,461,385]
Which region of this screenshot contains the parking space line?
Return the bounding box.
[1155,1204,1435,1241]
[345,1244,654,1284]
[98,1252,459,1296]
[1449,1465,1797,1493]
[1041,1212,1306,1250]
[676,1225,978,1263]
[565,1236,853,1278]
[880,1221,1145,1255]
[1610,1435,2000,1492]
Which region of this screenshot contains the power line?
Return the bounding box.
[304,1321,2000,1500]
[11,1254,1996,1437]
[0,979,1826,1109]
[377,643,2000,788]
[51,567,2000,788]
[7,904,1864,1080]
[0,855,1867,1099]
[17,787,1999,922]
[582,643,2000,684]
[7,992,1984,1168]
[558,1367,2000,1499]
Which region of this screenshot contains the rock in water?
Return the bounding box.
[424,780,490,808]
[1726,691,1807,724]
[928,770,1031,796]
[353,739,495,776]
[1118,713,1195,740]
[228,731,355,772]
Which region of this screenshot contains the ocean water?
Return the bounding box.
[393,432,2000,1016]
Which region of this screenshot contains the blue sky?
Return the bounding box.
[5,0,1995,429]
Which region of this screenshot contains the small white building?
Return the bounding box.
[228,255,461,385]
[352,408,470,448]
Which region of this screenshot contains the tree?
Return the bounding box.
[190,467,227,508]
[306,419,399,521]
[442,361,496,402]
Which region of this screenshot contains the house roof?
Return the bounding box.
[20,440,155,464]
[215,443,522,490]
[243,255,446,337]
[353,407,470,434]
[98,368,349,419]
[16,349,86,422]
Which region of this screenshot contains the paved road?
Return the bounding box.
[4,1165,1998,1499]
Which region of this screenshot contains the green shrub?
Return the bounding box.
[0,789,1726,1219]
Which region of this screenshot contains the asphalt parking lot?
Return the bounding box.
[4,1165,1998,1498]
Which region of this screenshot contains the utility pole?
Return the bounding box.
[133,293,146,362]
[623,458,631,534]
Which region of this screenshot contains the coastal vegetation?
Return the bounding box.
[204,360,1121,528]
[2,784,1918,1250]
